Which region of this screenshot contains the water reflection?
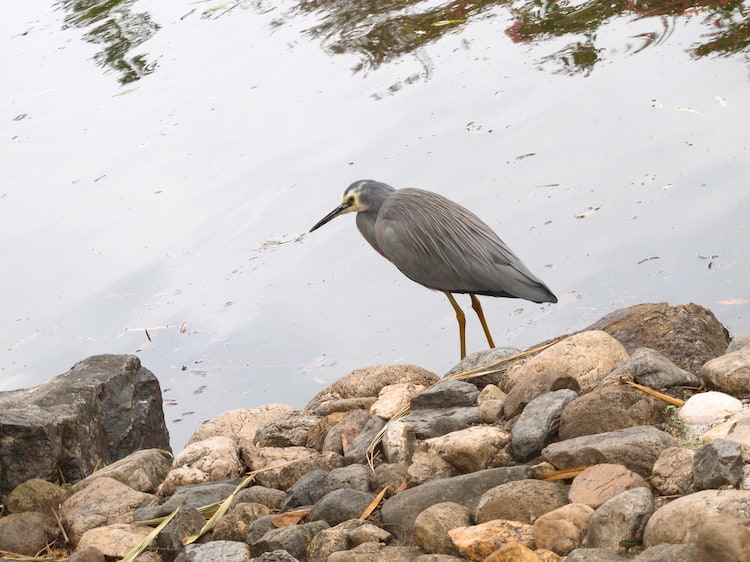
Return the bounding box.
[290,0,749,76]
[57,0,160,84]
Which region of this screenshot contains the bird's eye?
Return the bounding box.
[347,196,355,205]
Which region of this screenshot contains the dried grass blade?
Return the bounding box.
[360,486,389,520]
[122,506,180,562]
[622,379,685,407]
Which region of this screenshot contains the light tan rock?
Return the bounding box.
[187,404,297,446]
[700,348,750,396]
[75,524,151,558]
[568,463,649,508]
[370,383,426,419]
[449,519,534,562]
[503,331,628,393]
[61,477,158,545]
[424,425,511,473]
[413,502,471,556]
[534,503,594,555]
[158,435,241,495]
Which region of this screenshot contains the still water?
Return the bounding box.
[3,0,749,449]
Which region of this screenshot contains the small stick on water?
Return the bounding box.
[259,232,306,250]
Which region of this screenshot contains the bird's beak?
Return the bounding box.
[309,201,353,232]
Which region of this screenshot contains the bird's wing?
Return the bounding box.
[374,188,555,302]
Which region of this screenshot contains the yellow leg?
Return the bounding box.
[445,292,467,359]
[470,294,496,350]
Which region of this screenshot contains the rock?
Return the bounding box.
[308,488,375,526]
[281,469,329,509]
[679,391,743,425]
[234,485,286,510]
[305,364,439,416]
[0,354,170,495]
[61,476,158,545]
[324,463,372,493]
[474,479,569,524]
[503,371,580,418]
[448,519,534,561]
[0,511,58,556]
[693,438,744,490]
[246,514,278,545]
[650,447,695,496]
[343,414,387,464]
[254,410,322,447]
[603,347,699,388]
[511,389,578,462]
[643,489,750,546]
[584,488,654,551]
[635,543,697,561]
[250,520,329,560]
[558,385,666,440]
[700,348,750,396]
[241,446,344,489]
[444,347,523,388]
[306,519,380,560]
[155,506,206,560]
[534,503,595,555]
[401,405,480,439]
[542,425,678,478]
[212,502,272,542]
[712,416,750,448]
[321,409,371,455]
[135,480,239,520]
[407,451,461,485]
[177,540,252,561]
[413,502,472,556]
[690,515,750,562]
[483,543,545,561]
[186,404,296,447]
[728,333,750,353]
[306,411,348,451]
[586,302,730,373]
[424,425,511,473]
[503,331,629,393]
[380,465,531,539]
[411,380,479,409]
[477,384,507,423]
[67,546,106,562]
[370,383,427,419]
[75,523,152,558]
[71,449,172,494]
[5,477,69,515]
[158,436,241,495]
[568,464,650,508]
[382,420,417,464]
[565,547,628,561]
[373,463,408,494]
[327,542,425,561]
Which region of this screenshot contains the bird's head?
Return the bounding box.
[309,180,393,232]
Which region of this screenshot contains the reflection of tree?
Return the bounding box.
[287,0,749,76]
[57,0,160,84]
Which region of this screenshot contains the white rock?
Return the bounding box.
[678,391,742,425]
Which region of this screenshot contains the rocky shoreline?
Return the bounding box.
[2,302,750,561]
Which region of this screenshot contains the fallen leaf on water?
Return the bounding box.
[715,96,727,106]
[575,206,601,218]
[662,183,673,190]
[637,256,660,264]
[677,107,702,116]
[718,298,750,305]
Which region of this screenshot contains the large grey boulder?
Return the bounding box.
[0,354,170,495]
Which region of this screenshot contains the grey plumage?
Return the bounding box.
[310,179,557,358]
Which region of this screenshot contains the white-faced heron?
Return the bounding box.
[310,179,557,359]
